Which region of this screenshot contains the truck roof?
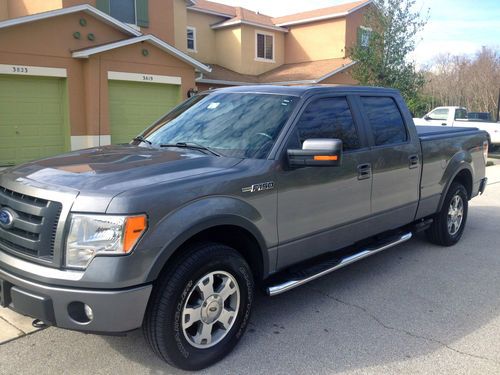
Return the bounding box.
[211,85,401,97]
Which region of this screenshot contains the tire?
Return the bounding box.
[426,182,468,246]
[143,243,254,371]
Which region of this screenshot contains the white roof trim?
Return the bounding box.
[211,19,288,33]
[275,1,372,27]
[196,78,256,86]
[197,61,356,86]
[72,35,211,73]
[188,7,234,19]
[0,4,142,36]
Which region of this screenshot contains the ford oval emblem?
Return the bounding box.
[0,208,15,229]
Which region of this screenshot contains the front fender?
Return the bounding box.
[141,196,272,282]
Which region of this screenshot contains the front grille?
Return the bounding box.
[0,186,62,261]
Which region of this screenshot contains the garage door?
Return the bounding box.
[108,80,181,144]
[0,75,68,167]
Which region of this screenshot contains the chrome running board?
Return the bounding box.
[266,232,413,296]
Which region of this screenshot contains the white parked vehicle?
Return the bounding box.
[414,106,500,146]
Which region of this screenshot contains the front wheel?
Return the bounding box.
[426,182,468,246]
[143,243,254,371]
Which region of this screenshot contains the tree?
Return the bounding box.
[422,48,500,118]
[349,0,428,114]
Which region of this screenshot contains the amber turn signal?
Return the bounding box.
[123,215,147,253]
[313,155,338,161]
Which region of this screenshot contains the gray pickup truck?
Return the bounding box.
[0,86,488,370]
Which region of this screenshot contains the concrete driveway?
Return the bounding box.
[1,167,499,375]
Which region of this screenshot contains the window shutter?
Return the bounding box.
[357,26,362,46]
[136,0,149,27]
[96,0,110,14]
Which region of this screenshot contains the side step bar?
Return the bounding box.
[266,232,413,296]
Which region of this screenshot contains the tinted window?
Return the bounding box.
[294,97,360,151]
[142,93,298,159]
[361,97,407,146]
[429,108,449,120]
[454,109,468,120]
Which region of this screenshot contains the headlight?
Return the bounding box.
[65,214,147,269]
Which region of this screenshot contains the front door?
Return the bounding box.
[276,96,372,269]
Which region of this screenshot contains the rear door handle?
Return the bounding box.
[409,155,419,169]
[357,163,372,180]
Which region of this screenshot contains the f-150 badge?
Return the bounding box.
[242,182,275,193]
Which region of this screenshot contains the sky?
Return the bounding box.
[214,0,500,67]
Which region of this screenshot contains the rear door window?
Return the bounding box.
[361,97,407,146]
[294,97,361,151]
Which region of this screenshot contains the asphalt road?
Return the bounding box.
[1,174,499,375]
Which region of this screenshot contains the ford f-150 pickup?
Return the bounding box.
[0,86,489,370]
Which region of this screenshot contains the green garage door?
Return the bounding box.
[108,80,181,144]
[0,75,68,167]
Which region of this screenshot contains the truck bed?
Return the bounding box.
[416,125,480,139]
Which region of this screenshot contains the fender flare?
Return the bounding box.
[437,152,473,211]
[143,197,271,283]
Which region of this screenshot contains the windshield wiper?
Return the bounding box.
[132,136,152,146]
[160,142,222,157]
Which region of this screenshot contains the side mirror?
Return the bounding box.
[287,139,342,168]
[424,115,431,121]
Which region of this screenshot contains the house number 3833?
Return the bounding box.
[12,67,29,73]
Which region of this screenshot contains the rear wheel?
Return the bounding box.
[143,243,254,371]
[426,182,468,246]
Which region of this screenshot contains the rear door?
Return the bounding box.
[358,95,421,229]
[276,95,372,268]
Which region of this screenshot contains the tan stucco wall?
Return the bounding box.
[239,25,285,75]
[214,24,285,76]
[0,1,8,20]
[173,0,188,53]
[5,0,63,19]
[345,8,368,54]
[285,18,347,64]
[215,26,243,73]
[320,66,358,85]
[0,11,196,138]
[186,10,227,64]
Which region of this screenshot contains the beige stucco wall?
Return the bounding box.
[215,26,243,73]
[186,10,227,64]
[173,0,188,53]
[5,0,63,19]
[0,11,196,137]
[239,25,285,75]
[345,8,368,54]
[285,18,347,64]
[320,66,358,85]
[0,1,8,20]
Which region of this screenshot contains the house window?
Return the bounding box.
[187,27,196,51]
[359,26,372,48]
[256,32,274,61]
[110,0,136,25]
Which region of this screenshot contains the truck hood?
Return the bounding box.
[3,145,242,194]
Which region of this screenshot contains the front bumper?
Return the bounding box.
[0,266,152,333]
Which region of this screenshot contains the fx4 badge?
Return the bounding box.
[242,181,275,193]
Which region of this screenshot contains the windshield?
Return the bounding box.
[139,92,299,159]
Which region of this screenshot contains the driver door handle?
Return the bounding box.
[357,163,372,180]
